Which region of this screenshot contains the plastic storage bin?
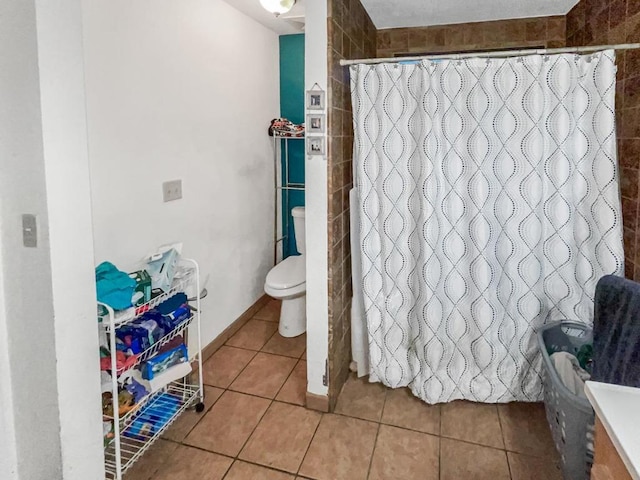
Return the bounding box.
[537,321,594,480]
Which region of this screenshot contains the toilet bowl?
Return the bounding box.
[265,206,306,337]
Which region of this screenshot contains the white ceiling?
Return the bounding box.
[361,0,580,30]
[220,0,305,35]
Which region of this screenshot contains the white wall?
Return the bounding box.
[0,1,63,478]
[0,237,18,480]
[304,0,329,397]
[36,0,105,477]
[0,1,103,478]
[83,0,280,347]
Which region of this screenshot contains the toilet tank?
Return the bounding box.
[291,206,306,255]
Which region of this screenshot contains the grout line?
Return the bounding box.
[217,344,261,353]
[180,393,301,479]
[436,432,512,453]
[438,402,443,479]
[209,348,260,391]
[229,398,274,472]
[222,457,297,479]
[496,403,507,448]
[227,357,300,472]
[377,383,389,423]
[178,441,235,459]
[496,404,513,480]
[328,406,515,455]
[295,410,324,478]
[157,317,310,480]
[221,334,302,391]
[272,358,303,402]
[365,387,388,479]
[365,423,382,479]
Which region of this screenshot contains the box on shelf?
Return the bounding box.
[141,344,188,380]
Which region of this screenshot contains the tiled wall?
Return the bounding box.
[326,0,377,409]
[566,0,640,279]
[377,16,566,58]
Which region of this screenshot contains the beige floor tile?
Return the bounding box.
[369,425,439,480]
[334,374,387,422]
[381,388,440,435]
[508,452,563,480]
[440,438,510,480]
[262,332,306,358]
[123,439,178,480]
[224,461,295,480]
[226,319,279,351]
[276,360,307,406]
[230,353,297,399]
[153,444,232,480]
[253,299,282,322]
[441,400,504,448]
[163,386,224,442]
[301,350,306,360]
[299,414,378,480]
[239,402,322,474]
[498,402,557,457]
[184,391,270,457]
[202,345,256,388]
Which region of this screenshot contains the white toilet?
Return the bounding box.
[265,206,306,337]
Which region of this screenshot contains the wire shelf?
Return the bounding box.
[104,382,201,479]
[100,258,204,480]
[108,314,194,378]
[273,134,305,139]
[277,183,305,191]
[99,267,195,331]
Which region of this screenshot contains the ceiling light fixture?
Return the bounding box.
[260,0,296,16]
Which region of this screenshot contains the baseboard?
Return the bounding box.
[194,294,270,372]
[305,392,330,412]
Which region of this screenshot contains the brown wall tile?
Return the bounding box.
[377,16,563,57]
[327,0,377,411]
[547,16,566,41]
[526,19,547,41]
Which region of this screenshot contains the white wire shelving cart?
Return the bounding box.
[98,258,204,480]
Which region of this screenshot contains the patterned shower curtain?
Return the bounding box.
[350,51,624,404]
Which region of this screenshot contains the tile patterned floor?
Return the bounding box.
[124,299,563,480]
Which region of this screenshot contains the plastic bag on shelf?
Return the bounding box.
[145,243,182,292]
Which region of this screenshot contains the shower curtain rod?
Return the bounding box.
[339,43,640,66]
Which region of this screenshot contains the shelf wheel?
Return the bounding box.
[195,402,205,413]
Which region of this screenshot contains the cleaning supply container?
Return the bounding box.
[538,321,594,480]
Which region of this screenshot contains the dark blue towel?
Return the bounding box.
[592,274,640,388]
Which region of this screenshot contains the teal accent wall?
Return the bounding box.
[279,34,305,258]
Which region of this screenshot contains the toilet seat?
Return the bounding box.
[265,255,306,299]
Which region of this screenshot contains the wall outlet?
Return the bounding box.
[162,179,182,202]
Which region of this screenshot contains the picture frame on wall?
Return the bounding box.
[307,136,326,156]
[307,114,325,134]
[307,90,325,110]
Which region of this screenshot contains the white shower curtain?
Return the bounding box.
[350,51,624,404]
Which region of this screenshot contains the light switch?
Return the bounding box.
[22,214,37,248]
[162,179,183,202]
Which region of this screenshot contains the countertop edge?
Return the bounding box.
[585,381,640,480]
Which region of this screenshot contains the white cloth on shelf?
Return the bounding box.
[551,352,591,398]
